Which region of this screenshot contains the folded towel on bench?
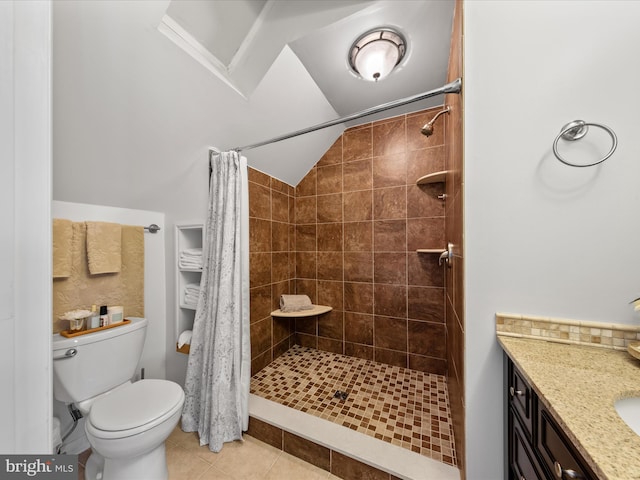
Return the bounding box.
[280,294,313,313]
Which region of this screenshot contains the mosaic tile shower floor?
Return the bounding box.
[250,345,457,467]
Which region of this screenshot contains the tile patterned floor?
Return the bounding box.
[250,345,457,467]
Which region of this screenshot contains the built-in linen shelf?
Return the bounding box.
[176,343,190,355]
[178,267,202,273]
[416,170,448,185]
[270,305,332,318]
[416,248,446,254]
[179,304,197,311]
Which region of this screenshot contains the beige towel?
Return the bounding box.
[280,294,313,313]
[121,225,145,312]
[86,221,122,274]
[53,218,73,278]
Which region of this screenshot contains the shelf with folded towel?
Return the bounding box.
[271,305,333,318]
[178,267,202,273]
[176,343,190,354]
[175,222,203,346]
[416,170,448,185]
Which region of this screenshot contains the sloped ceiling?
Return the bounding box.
[53,0,454,211]
[166,0,268,68]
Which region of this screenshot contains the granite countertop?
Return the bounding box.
[498,335,640,480]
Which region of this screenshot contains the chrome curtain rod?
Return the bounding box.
[233,77,462,152]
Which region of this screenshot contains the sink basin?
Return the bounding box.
[614,397,640,435]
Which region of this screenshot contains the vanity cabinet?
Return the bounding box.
[506,357,596,480]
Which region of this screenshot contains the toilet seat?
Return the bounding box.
[87,379,184,439]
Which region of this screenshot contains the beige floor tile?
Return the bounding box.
[196,465,239,480]
[265,452,330,480]
[212,436,281,479]
[166,443,214,480]
[167,423,200,447]
[175,435,223,465]
[166,424,331,479]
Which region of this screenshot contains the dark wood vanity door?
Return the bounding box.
[509,408,545,480]
[509,360,534,439]
[537,407,595,480]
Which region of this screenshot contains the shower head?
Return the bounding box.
[421,106,451,137]
[421,123,435,137]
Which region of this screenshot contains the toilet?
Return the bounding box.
[52,317,184,480]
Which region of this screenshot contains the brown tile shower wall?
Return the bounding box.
[248,168,296,375]
[293,108,448,375]
[445,0,465,475]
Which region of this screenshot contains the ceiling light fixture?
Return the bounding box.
[349,27,406,82]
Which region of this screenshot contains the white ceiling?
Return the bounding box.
[166,0,268,68]
[289,1,455,118]
[162,0,455,119]
[53,0,455,208]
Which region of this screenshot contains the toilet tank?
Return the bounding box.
[52,317,148,404]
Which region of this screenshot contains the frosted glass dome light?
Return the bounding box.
[349,28,406,82]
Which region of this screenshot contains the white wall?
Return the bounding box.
[464,1,640,478]
[0,0,18,453]
[52,201,167,380]
[0,0,53,454]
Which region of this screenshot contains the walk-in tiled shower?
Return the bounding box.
[251,345,456,466]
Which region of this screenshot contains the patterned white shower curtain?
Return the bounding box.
[181,150,250,452]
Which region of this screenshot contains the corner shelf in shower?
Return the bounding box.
[416,249,446,254]
[270,305,332,318]
[416,170,448,185]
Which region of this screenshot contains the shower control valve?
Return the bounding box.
[439,243,454,268]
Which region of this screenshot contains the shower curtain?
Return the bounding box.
[181,150,250,452]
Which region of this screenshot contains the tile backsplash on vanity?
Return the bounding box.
[496,312,640,350]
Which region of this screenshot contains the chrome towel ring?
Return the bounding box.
[552,120,617,167]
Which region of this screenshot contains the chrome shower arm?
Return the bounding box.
[428,106,451,126]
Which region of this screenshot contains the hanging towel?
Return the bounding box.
[280,294,314,313]
[53,218,73,278]
[86,221,122,274]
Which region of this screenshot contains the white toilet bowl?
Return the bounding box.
[84,379,184,480]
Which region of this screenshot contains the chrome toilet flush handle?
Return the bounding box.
[53,348,78,360]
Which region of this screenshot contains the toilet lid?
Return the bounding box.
[90,379,184,432]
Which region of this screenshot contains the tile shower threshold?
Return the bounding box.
[249,394,460,480]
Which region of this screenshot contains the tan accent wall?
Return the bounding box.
[52,222,144,333]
